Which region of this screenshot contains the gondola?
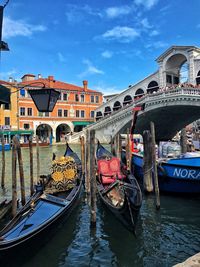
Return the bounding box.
[96,142,142,234]
[0,143,83,261]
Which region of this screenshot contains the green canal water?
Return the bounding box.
[0,145,200,267]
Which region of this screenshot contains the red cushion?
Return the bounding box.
[102,176,116,184]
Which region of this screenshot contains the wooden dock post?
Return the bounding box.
[126,128,131,171]
[117,134,122,159]
[85,130,90,196]
[29,136,34,196]
[89,129,96,228]
[80,136,85,175]
[150,122,160,209]
[12,136,18,217]
[36,135,40,183]
[16,138,26,206]
[180,128,187,154]
[1,134,5,188]
[143,130,153,193]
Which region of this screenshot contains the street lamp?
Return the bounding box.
[16,82,60,112]
[28,87,60,112]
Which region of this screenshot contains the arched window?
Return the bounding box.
[123,95,132,106]
[96,111,103,121]
[113,101,122,111]
[104,106,112,116]
[147,81,159,94]
[196,70,200,85]
[134,88,145,100]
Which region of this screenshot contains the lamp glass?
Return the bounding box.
[28,88,60,112]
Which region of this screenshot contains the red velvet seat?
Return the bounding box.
[97,158,125,185]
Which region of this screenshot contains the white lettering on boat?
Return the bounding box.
[173,168,200,179]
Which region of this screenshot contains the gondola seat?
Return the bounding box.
[97,158,125,185]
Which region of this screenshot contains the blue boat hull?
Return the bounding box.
[0,144,11,151]
[132,153,200,194]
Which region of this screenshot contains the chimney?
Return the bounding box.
[48,75,54,81]
[38,74,42,79]
[83,80,88,91]
[9,77,13,83]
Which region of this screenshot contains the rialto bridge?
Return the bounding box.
[69,45,200,143]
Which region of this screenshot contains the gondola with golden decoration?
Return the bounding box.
[0,143,83,261]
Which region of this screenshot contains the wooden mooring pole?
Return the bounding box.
[180,128,187,154]
[85,130,90,196]
[126,128,131,171]
[29,136,34,196]
[12,136,18,217]
[1,134,5,188]
[17,138,26,206]
[36,135,40,183]
[89,129,96,228]
[143,130,153,193]
[80,136,85,175]
[150,122,160,209]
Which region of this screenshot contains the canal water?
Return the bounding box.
[0,145,200,267]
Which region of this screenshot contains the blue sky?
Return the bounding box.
[1,0,200,95]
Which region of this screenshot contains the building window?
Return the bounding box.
[91,95,94,103]
[4,103,10,110]
[75,94,79,102]
[63,93,68,101]
[81,110,85,118]
[44,112,49,117]
[90,111,94,118]
[58,109,62,117]
[27,108,32,116]
[4,117,10,126]
[58,91,62,100]
[20,107,25,116]
[38,112,43,117]
[76,110,80,117]
[95,95,99,103]
[173,76,179,85]
[80,94,84,102]
[64,110,68,117]
[20,89,26,97]
[24,123,30,129]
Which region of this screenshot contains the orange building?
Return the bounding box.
[0,74,103,144]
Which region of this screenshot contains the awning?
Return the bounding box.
[0,84,10,104]
[0,130,34,135]
[73,121,93,126]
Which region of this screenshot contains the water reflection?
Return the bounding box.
[0,145,200,267]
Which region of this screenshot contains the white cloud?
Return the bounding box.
[102,26,140,43]
[145,41,167,49]
[3,17,46,38]
[65,4,102,24]
[0,69,18,80]
[149,30,159,36]
[101,50,113,58]
[134,0,159,9]
[58,52,66,63]
[105,6,132,18]
[93,85,120,95]
[78,59,104,78]
[141,18,152,29]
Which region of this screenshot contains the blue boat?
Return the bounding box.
[132,151,200,194]
[0,144,83,261]
[0,143,11,151]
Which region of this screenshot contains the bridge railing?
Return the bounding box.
[91,87,200,130]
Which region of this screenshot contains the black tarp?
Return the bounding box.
[0,84,10,104]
